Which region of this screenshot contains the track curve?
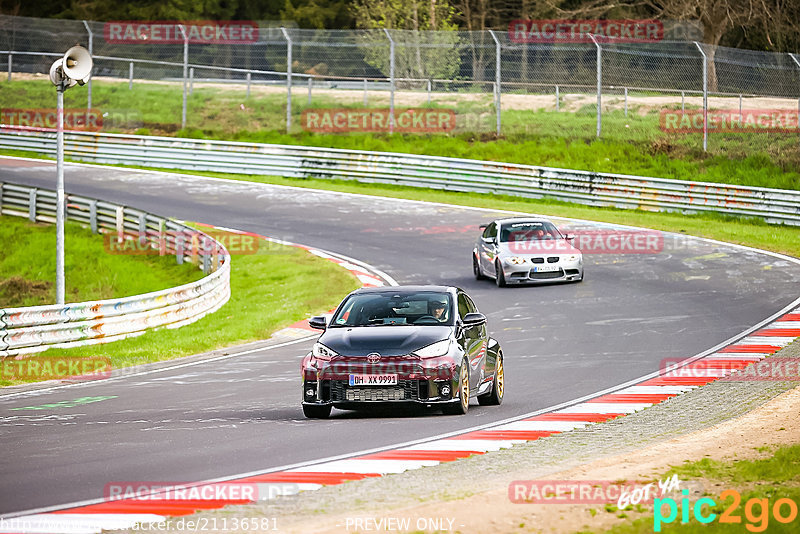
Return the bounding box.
[1,157,799,515]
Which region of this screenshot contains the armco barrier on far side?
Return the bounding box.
[0,128,798,226]
[0,182,230,357]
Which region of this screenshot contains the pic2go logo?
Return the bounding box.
[654,489,798,532]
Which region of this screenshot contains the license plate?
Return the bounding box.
[533,265,560,272]
[349,374,398,386]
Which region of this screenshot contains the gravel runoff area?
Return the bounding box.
[124,339,800,534]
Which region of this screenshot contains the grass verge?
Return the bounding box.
[1,233,360,386]
[2,78,799,188]
[0,215,204,307]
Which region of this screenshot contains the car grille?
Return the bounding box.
[531,257,544,264]
[328,379,420,402]
[530,270,564,279]
[547,256,559,263]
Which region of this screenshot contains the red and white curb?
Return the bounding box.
[4,302,797,533]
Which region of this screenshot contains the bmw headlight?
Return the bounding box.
[506,256,526,265]
[312,342,338,360]
[412,339,451,358]
[565,254,581,262]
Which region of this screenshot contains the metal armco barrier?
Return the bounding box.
[1,128,799,225]
[0,182,231,357]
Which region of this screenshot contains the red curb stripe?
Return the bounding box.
[54,500,247,515]
[357,450,482,461]
[753,328,800,337]
[640,376,717,386]
[719,344,782,353]
[527,413,623,422]
[234,472,381,485]
[587,394,677,403]
[449,430,556,440]
[694,359,756,369]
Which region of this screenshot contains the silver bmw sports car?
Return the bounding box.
[473,218,584,286]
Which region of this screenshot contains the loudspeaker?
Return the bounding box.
[62,46,93,85]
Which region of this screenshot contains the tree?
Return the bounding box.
[351,0,462,81]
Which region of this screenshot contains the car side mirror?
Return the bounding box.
[481,236,495,244]
[479,224,488,230]
[564,234,575,241]
[462,312,486,327]
[308,316,327,330]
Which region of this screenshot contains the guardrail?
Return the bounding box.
[0,182,230,357]
[1,128,799,225]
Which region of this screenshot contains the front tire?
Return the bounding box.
[495,261,507,287]
[442,362,470,415]
[303,404,332,419]
[478,353,504,406]
[473,254,485,280]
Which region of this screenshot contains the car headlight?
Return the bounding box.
[565,254,581,262]
[506,256,526,265]
[312,342,338,360]
[412,339,451,358]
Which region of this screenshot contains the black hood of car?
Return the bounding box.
[319,326,452,357]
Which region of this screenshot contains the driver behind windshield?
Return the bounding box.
[429,298,449,322]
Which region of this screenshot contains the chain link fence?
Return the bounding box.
[1,14,798,160]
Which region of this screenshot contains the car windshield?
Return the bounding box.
[330,291,454,327]
[499,221,562,242]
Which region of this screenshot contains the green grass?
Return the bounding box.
[2,234,360,386]
[0,215,204,307]
[3,77,799,189]
[597,444,800,533]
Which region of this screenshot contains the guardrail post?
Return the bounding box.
[203,249,211,274]
[681,91,685,112]
[129,62,133,90]
[427,79,431,105]
[383,29,395,133]
[694,41,708,152]
[307,76,312,105]
[191,232,199,265]
[82,21,93,115]
[589,34,602,138]
[28,188,36,222]
[555,85,559,111]
[189,67,194,95]
[178,24,188,130]
[280,27,292,131]
[88,199,97,233]
[488,29,501,136]
[363,78,368,106]
[115,206,124,243]
[246,72,251,98]
[790,53,800,130]
[175,233,184,265]
[138,213,147,246]
[7,53,11,82]
[158,220,166,256]
[624,87,628,117]
[0,182,3,216]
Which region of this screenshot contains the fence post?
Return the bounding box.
[383,29,395,133]
[589,34,602,138]
[681,91,685,112]
[694,42,708,152]
[790,53,800,130]
[488,29,501,136]
[246,71,251,98]
[280,27,292,131]
[624,87,628,117]
[555,85,559,111]
[427,79,431,105]
[129,62,133,90]
[178,24,188,131]
[82,21,93,114]
[189,67,194,95]
[363,78,368,106]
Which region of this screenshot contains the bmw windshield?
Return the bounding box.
[500,221,563,242]
[329,291,455,327]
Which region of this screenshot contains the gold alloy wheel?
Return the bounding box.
[495,356,504,400]
[460,364,470,411]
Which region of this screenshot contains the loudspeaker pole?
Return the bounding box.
[56,80,66,304]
